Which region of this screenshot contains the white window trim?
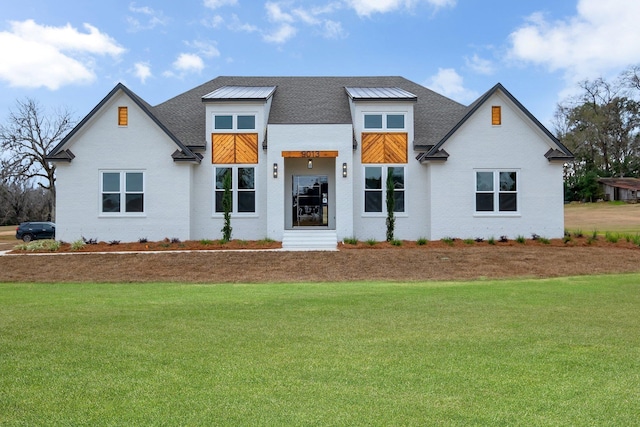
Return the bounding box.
[362,165,408,218]
[473,169,520,217]
[212,165,258,217]
[363,112,407,131]
[99,170,146,217]
[212,112,257,131]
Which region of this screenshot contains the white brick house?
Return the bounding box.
[47,77,573,249]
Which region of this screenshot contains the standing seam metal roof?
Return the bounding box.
[202,86,277,100]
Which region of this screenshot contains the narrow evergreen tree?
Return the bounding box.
[386,167,395,242]
[221,170,232,242]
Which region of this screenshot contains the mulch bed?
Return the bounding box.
[2,236,640,283]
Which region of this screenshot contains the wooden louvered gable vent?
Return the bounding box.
[212,133,258,164]
[118,107,128,126]
[492,106,501,126]
[361,133,408,164]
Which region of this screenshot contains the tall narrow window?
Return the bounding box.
[118,107,128,126]
[214,166,256,214]
[364,166,405,213]
[491,106,501,126]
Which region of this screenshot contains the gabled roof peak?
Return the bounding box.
[47,82,200,164]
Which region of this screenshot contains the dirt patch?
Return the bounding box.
[2,237,640,283]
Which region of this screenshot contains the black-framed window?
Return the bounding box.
[475,170,517,212]
[214,166,256,213]
[363,113,406,130]
[214,114,256,130]
[101,171,144,214]
[364,166,405,213]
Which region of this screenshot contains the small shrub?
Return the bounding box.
[237,239,248,246]
[441,237,455,246]
[538,237,551,244]
[463,238,475,245]
[138,237,148,243]
[343,237,358,245]
[591,230,599,240]
[475,237,484,243]
[416,237,428,246]
[573,229,584,238]
[108,240,120,245]
[391,239,402,246]
[516,235,526,244]
[488,237,496,245]
[70,239,86,251]
[605,232,619,244]
[170,237,181,244]
[531,233,540,240]
[563,235,572,244]
[82,237,97,245]
[366,238,377,246]
[499,235,508,243]
[199,239,213,245]
[15,239,61,252]
[633,234,640,246]
[259,237,275,243]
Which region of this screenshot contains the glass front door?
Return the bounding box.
[293,175,328,226]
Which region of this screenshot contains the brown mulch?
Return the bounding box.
[1,237,640,283]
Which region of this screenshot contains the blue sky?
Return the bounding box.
[1,0,639,129]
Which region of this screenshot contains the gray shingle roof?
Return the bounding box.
[152,76,468,149]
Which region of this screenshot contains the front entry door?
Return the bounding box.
[293,175,328,227]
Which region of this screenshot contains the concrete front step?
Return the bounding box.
[281,230,338,251]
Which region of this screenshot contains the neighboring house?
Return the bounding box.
[598,177,640,201]
[47,76,573,249]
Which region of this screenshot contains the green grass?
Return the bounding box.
[1,277,639,425]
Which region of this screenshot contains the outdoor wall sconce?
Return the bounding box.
[273,163,278,178]
[307,159,313,169]
[342,162,348,178]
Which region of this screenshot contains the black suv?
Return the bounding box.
[15,222,56,242]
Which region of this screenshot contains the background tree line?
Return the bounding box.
[555,65,640,201]
[0,99,74,226]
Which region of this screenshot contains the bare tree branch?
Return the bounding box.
[0,98,76,221]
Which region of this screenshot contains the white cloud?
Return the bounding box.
[263,23,297,44]
[260,2,349,43]
[346,0,456,17]
[203,15,225,28]
[0,20,124,90]
[322,20,347,39]
[203,0,238,9]
[172,53,205,73]
[426,68,478,104]
[127,3,168,32]
[465,54,495,75]
[186,40,221,58]
[228,14,259,33]
[266,2,295,23]
[508,0,640,83]
[133,62,152,83]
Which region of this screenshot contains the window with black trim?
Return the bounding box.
[364,166,405,213]
[101,171,144,213]
[363,113,405,130]
[214,166,256,213]
[476,170,517,212]
[214,114,256,130]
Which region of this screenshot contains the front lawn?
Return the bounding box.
[1,277,639,425]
